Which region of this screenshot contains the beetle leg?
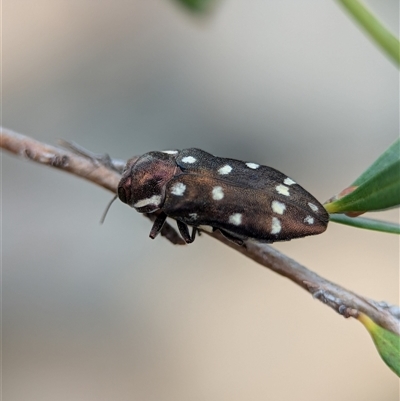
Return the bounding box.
[177,220,196,244]
[149,212,168,239]
[217,229,244,246]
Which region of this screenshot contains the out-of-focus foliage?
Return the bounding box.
[338,0,400,66]
[173,0,215,13]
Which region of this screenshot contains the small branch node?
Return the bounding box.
[311,289,325,300]
[389,306,400,319]
[338,305,358,318]
[51,154,70,168]
[59,139,124,173]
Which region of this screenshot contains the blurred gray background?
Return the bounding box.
[2,1,399,400]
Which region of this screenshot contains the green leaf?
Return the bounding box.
[325,139,400,214]
[329,214,400,234]
[337,0,400,66]
[358,313,400,376]
[173,0,215,13]
[353,139,400,186]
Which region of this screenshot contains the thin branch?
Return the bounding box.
[2,127,399,335]
[0,128,185,245]
[1,128,121,192]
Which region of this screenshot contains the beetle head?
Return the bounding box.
[118,152,177,213]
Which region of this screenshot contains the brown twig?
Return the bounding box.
[2,127,399,335]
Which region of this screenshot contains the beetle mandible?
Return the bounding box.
[117,148,329,245]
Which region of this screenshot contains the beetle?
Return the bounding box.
[117,148,329,245]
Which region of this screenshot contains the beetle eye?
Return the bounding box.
[118,186,127,204]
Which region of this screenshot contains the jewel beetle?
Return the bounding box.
[117,148,329,245]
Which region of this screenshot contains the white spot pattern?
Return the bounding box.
[271,200,286,215]
[218,165,233,175]
[161,150,178,154]
[182,156,196,164]
[229,213,242,226]
[276,184,290,196]
[308,202,319,212]
[171,182,186,196]
[304,215,314,225]
[271,217,281,234]
[284,177,296,186]
[189,213,198,220]
[212,186,224,200]
[246,162,260,169]
[133,195,162,208]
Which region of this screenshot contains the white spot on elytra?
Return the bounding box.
[276,184,290,196]
[218,165,233,175]
[212,186,224,200]
[284,177,296,186]
[304,215,314,225]
[161,150,178,154]
[182,156,196,164]
[229,213,242,226]
[271,200,286,215]
[271,217,281,234]
[171,182,186,196]
[189,213,198,220]
[246,162,260,169]
[133,195,162,208]
[308,202,319,212]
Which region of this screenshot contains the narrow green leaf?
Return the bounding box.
[326,161,400,213]
[173,0,215,13]
[358,313,400,376]
[329,214,400,234]
[337,0,400,66]
[353,139,400,186]
[325,139,400,214]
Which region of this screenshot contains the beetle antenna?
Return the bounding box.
[100,195,118,224]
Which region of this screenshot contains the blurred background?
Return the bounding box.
[2,1,399,400]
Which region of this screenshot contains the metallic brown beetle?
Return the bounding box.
[118,148,329,245]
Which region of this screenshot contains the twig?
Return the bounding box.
[2,127,399,335]
[0,128,185,245]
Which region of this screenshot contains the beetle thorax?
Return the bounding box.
[117,152,177,213]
